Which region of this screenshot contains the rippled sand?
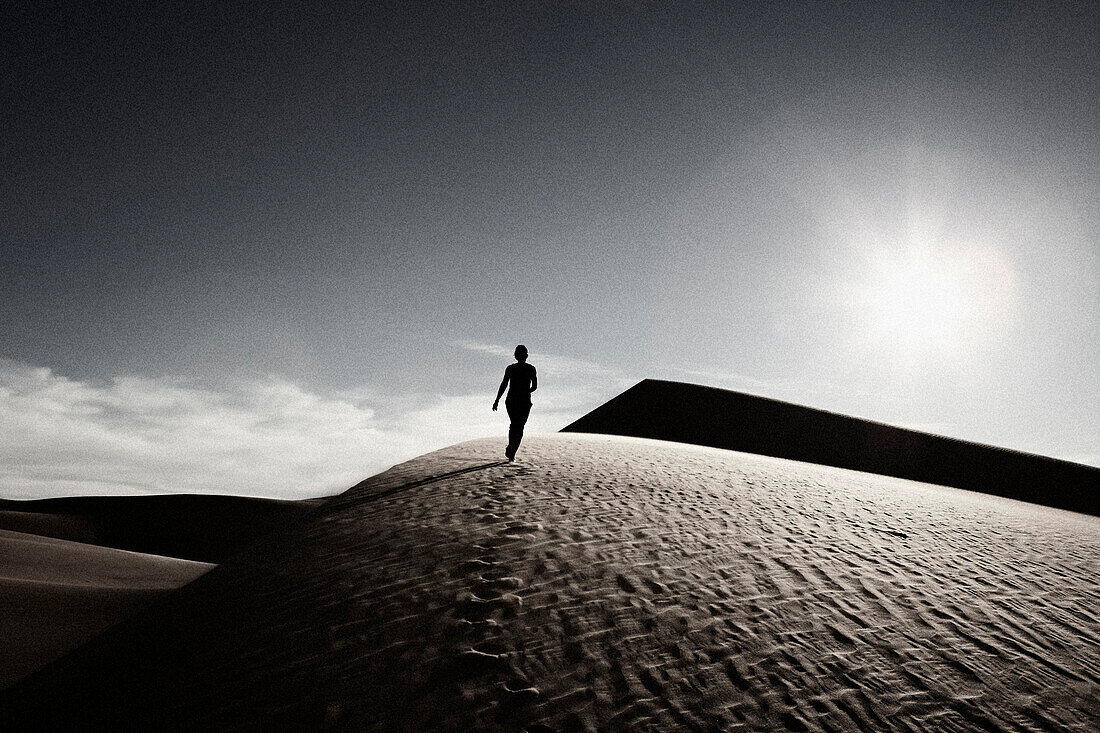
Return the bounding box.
[4,434,1098,730]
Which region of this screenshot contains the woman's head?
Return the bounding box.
[514,345,528,362]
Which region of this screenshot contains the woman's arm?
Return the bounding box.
[492,367,510,410]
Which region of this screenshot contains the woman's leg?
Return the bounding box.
[505,402,532,459]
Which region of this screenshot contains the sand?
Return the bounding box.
[0,528,214,689]
[3,433,1097,730]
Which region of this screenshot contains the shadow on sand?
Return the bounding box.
[324,461,512,512]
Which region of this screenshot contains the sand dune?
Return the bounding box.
[3,434,1097,730]
[0,494,324,563]
[0,494,322,689]
[0,529,214,689]
[0,509,100,545]
[564,379,1100,516]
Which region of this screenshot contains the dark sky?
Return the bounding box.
[2,1,1098,495]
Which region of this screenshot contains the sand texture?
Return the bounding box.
[2,434,1097,731]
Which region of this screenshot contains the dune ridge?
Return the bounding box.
[563,379,1100,516]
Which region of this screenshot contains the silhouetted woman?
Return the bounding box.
[493,345,537,461]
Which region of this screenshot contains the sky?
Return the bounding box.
[2,1,1097,499]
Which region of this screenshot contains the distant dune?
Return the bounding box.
[3,435,1096,730]
[0,494,324,563]
[0,493,325,689]
[0,528,213,689]
[563,379,1100,516]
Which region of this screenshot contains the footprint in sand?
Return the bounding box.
[455,591,523,622]
[501,677,540,707]
[500,522,542,536]
[478,574,523,591]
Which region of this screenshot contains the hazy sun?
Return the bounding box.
[858,247,1016,357]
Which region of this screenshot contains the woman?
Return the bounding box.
[492,345,537,461]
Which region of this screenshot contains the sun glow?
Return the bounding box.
[857,246,1017,357]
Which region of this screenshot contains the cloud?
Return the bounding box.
[0,353,635,501]
[0,360,406,499]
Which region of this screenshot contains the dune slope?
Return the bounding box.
[2,434,1097,730]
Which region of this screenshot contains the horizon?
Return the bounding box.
[3,2,1097,499]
